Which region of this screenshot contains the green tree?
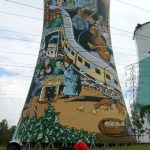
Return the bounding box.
[140,105,150,142]
[0,119,16,145]
[130,102,145,142]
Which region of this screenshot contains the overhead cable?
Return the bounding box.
[0,10,42,20]
[5,0,43,10]
[0,29,41,37]
[117,0,150,14]
[0,36,40,43]
[2,0,150,40]
[0,50,38,56]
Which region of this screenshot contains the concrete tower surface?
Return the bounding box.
[134,22,150,105]
[9,0,136,148]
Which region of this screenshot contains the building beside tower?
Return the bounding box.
[134,22,150,143]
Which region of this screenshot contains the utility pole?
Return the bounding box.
[125,63,138,106]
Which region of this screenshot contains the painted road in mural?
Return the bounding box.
[13,0,136,144]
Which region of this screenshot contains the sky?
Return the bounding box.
[0,0,150,127]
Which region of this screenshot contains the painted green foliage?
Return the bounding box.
[14,105,97,143]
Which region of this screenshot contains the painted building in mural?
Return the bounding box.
[12,0,136,144]
[134,22,150,143]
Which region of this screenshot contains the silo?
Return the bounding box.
[9,0,136,148]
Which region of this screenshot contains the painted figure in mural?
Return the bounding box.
[44,57,54,76]
[63,59,81,97]
[79,24,97,52]
[72,8,89,31]
[72,8,89,39]
[79,24,111,62]
[33,79,43,96]
[63,0,75,7]
[44,64,53,76]
[54,59,66,75]
[46,13,63,29]
[94,15,111,46]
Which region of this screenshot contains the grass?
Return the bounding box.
[0,144,150,150]
[93,144,150,150]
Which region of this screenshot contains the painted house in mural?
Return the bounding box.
[134,22,150,143]
[9,0,136,148]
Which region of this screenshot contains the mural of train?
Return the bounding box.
[40,6,124,104]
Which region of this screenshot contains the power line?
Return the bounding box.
[0,50,140,57]
[117,0,150,14]
[0,36,40,43]
[1,0,150,39]
[0,76,33,80]
[0,29,41,37]
[2,80,150,86]
[0,10,135,38]
[0,29,131,38]
[1,8,150,42]
[0,64,35,68]
[0,50,38,56]
[5,0,43,10]
[4,0,150,43]
[0,62,143,69]
[0,35,138,51]
[0,36,140,54]
[0,98,25,100]
[0,10,42,20]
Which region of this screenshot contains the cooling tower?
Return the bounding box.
[133,23,150,143]
[11,0,136,147]
[134,23,150,105]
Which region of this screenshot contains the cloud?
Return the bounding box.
[0,67,19,76]
[0,76,31,126]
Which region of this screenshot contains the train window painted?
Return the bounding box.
[95,68,101,74]
[78,56,82,63]
[68,47,70,52]
[106,74,111,80]
[71,51,75,56]
[85,61,90,68]
[65,43,68,48]
[114,79,118,85]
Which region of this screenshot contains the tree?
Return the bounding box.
[0,119,16,145]
[130,102,145,142]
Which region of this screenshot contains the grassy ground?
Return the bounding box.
[0,144,150,150]
[93,144,150,150]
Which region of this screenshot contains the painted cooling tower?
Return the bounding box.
[134,23,150,105]
[12,0,136,145]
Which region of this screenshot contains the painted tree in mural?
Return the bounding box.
[13,0,136,144]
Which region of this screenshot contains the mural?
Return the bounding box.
[13,0,136,144]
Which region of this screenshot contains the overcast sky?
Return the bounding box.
[0,0,150,127]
